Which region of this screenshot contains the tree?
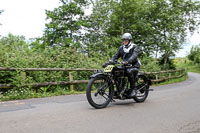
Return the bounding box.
[83,0,113,57]
[194,54,200,65]
[188,44,200,65]
[42,0,89,48]
[41,0,200,62]
[86,0,153,57]
[87,0,200,61]
[150,0,200,64]
[0,33,27,50]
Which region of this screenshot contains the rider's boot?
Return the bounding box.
[127,68,138,98]
[129,89,136,98]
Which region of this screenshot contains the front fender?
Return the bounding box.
[90,73,106,79]
[90,73,114,93]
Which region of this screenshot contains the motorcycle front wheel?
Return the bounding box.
[86,75,114,109]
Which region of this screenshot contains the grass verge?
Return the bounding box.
[154,72,188,86]
[0,89,85,102]
[175,58,200,73]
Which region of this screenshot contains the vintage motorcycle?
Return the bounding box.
[86,61,152,109]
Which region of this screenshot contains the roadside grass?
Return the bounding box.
[154,72,188,86]
[175,58,200,73]
[0,89,85,101]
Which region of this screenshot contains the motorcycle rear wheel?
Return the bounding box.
[86,75,114,109]
[133,75,149,103]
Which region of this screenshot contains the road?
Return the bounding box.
[0,72,200,133]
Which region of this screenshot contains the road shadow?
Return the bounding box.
[86,100,136,110]
[111,100,136,106]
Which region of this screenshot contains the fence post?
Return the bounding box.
[69,72,74,91]
[178,69,181,76]
[168,73,171,81]
[156,74,158,84]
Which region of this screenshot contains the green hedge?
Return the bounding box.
[0,35,167,100]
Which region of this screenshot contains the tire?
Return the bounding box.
[133,75,149,103]
[86,75,114,109]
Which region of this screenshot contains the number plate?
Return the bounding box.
[104,65,114,73]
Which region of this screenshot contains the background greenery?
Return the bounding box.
[0,0,200,100]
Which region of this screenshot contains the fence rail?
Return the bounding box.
[0,67,95,71]
[0,67,185,90]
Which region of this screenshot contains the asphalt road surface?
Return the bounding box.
[0,72,200,133]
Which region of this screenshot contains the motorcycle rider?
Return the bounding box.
[105,33,141,98]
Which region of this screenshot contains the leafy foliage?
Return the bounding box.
[158,55,176,70]
[87,0,200,58]
[42,0,89,48]
[40,0,200,69]
[188,44,200,65]
[0,34,107,100]
[140,56,161,72]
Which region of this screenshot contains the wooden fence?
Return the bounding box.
[0,67,185,90]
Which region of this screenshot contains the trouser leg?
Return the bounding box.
[128,75,134,90]
[126,68,139,97]
[127,68,138,89]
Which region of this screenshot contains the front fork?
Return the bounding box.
[95,76,116,102]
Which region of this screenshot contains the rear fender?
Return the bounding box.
[148,79,152,86]
[138,73,152,86]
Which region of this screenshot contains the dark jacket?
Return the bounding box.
[111,43,141,68]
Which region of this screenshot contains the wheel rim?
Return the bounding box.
[90,77,111,106]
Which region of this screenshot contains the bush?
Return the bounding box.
[0,35,108,100]
[140,56,161,72]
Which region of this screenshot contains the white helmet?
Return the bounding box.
[122,33,132,40]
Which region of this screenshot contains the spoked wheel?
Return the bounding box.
[133,75,149,103]
[86,75,114,109]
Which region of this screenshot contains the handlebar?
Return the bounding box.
[102,61,132,68]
